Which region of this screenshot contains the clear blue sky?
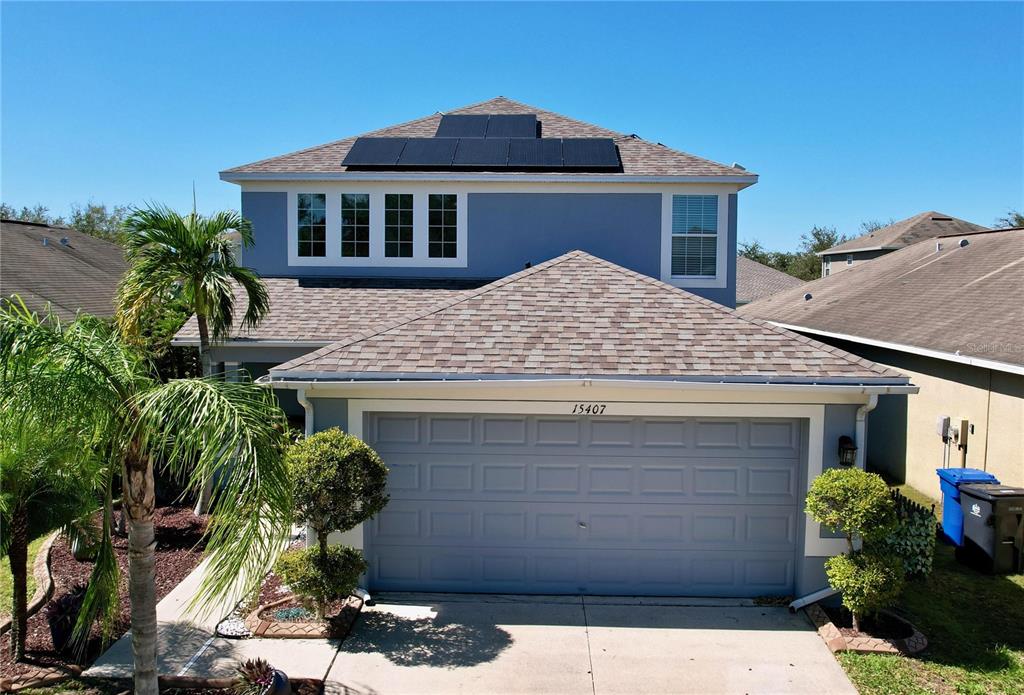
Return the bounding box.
[2,1,1021,249]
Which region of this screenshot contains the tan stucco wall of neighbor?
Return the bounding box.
[820,250,890,277]
[826,343,1024,498]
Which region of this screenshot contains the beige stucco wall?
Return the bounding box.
[820,249,890,277]
[843,345,1024,499]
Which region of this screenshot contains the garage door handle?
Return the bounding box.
[578,522,587,528]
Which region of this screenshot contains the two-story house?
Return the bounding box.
[175,97,915,601]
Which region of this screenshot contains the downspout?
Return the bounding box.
[855,394,878,469]
[296,388,314,437]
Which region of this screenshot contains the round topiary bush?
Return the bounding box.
[274,545,368,618]
[806,467,896,551]
[824,550,905,632]
[286,427,389,553]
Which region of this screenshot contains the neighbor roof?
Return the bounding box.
[270,250,903,383]
[819,211,986,256]
[222,97,756,181]
[174,277,477,344]
[1,219,126,320]
[736,256,803,305]
[739,228,1024,370]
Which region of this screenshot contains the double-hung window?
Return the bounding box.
[341,194,370,257]
[297,193,326,257]
[428,194,457,258]
[384,194,414,258]
[670,195,718,277]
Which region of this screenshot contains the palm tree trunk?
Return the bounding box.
[7,508,28,661]
[124,445,159,695]
[194,314,214,515]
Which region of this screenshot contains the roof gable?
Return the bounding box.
[223,97,754,180]
[271,250,901,383]
[820,211,987,255]
[739,228,1024,369]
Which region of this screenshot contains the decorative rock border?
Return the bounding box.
[0,531,58,636]
[804,604,927,655]
[242,595,363,639]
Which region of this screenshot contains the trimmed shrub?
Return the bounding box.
[806,468,896,550]
[825,550,905,630]
[274,545,368,618]
[286,428,389,551]
[873,489,936,578]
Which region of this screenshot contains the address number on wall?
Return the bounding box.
[571,403,607,415]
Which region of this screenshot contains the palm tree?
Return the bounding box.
[116,204,270,512]
[0,414,102,661]
[0,301,292,695]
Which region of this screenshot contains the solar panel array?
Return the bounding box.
[343,136,620,170]
[435,114,538,138]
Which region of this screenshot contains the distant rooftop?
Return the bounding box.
[736,256,804,305]
[818,211,987,256]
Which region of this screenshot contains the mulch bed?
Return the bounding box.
[242,567,362,640]
[823,605,915,641]
[0,506,208,681]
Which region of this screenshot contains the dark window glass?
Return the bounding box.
[384,194,414,258]
[297,193,326,257]
[428,194,457,258]
[341,193,370,257]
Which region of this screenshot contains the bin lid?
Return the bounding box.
[936,468,1001,485]
[959,483,1024,501]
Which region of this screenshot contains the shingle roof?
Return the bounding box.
[271,250,903,383]
[175,277,478,343]
[0,220,126,320]
[738,228,1024,369]
[736,256,804,305]
[222,97,755,180]
[819,211,987,256]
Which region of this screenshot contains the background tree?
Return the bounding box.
[994,209,1024,228]
[0,203,64,226]
[858,218,896,235]
[739,225,848,281]
[1,201,127,242]
[0,301,292,694]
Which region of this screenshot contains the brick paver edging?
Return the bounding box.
[804,604,928,655]
[243,594,363,639]
[0,531,58,636]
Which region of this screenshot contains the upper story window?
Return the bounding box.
[428,194,458,258]
[384,194,414,258]
[670,195,718,277]
[846,254,853,265]
[341,194,370,257]
[297,193,326,257]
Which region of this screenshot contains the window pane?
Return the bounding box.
[672,195,718,236]
[428,194,457,258]
[385,192,414,258]
[341,193,370,258]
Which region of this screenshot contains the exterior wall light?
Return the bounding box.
[838,435,857,466]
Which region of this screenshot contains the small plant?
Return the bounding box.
[274,545,367,619]
[234,658,275,695]
[824,551,905,632]
[45,584,88,655]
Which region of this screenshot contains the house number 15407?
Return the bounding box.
[572,403,607,415]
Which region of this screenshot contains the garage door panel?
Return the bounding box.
[366,413,802,597]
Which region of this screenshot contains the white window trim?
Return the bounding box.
[286,190,468,268]
[659,192,729,289]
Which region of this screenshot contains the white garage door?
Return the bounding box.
[364,413,803,597]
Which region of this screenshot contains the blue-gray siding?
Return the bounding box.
[240,191,738,306]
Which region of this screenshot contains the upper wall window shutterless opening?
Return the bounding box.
[671,195,718,277]
[846,254,853,265]
[341,194,370,258]
[297,193,326,257]
[385,194,414,258]
[429,194,457,258]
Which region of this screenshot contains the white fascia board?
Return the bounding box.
[171,337,330,348]
[814,245,893,256]
[220,171,759,187]
[770,322,1024,377]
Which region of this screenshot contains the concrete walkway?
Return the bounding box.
[328,594,857,695]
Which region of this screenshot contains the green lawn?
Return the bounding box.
[0,532,51,621]
[838,486,1024,695]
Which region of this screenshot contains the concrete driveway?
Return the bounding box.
[327,594,856,695]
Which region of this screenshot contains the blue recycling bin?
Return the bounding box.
[937,468,1000,545]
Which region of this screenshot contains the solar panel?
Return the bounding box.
[484,114,538,138]
[453,138,510,166]
[397,138,459,166]
[561,138,620,168]
[435,115,489,138]
[342,138,408,166]
[507,138,563,167]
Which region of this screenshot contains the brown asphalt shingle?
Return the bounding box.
[0,220,126,320]
[820,211,987,255]
[736,256,804,304]
[223,97,753,179]
[271,250,903,382]
[739,228,1024,368]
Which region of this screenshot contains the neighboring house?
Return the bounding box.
[739,227,1023,495]
[176,97,916,599]
[0,219,126,319]
[817,211,986,277]
[735,255,803,305]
